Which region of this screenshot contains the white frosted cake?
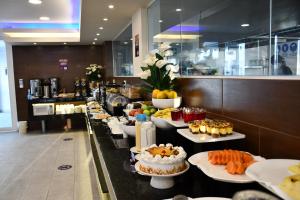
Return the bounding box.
[139,144,187,175]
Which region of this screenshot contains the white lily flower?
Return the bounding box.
[164,50,173,57]
[97,74,101,78]
[166,64,179,72]
[92,68,96,72]
[143,54,157,66]
[156,60,167,68]
[139,70,151,80]
[158,43,171,52]
[169,71,178,80]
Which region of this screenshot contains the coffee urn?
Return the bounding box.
[50,78,59,97]
[30,79,42,98]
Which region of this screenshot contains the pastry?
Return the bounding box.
[289,163,300,174]
[279,174,300,200]
[139,144,187,175]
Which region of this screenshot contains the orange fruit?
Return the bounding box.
[152,89,160,98]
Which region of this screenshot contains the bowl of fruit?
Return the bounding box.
[150,108,175,129]
[128,104,157,118]
[152,89,181,109]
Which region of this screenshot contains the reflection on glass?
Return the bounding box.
[147,0,300,76]
[113,24,133,76]
[271,0,300,75]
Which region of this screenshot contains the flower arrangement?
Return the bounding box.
[139,43,179,91]
[85,64,103,81]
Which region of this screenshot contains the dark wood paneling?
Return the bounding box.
[178,78,223,113]
[222,79,300,137]
[102,41,113,80]
[13,45,102,123]
[259,128,300,159]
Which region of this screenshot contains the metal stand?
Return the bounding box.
[41,120,46,133]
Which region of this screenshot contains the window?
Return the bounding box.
[113,24,133,76]
[148,0,300,76]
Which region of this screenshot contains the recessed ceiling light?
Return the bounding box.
[159,20,163,23]
[124,42,128,45]
[108,5,114,9]
[94,38,98,41]
[92,42,96,45]
[33,42,37,45]
[241,24,250,27]
[28,0,42,4]
[103,18,108,21]
[64,42,67,45]
[99,27,104,30]
[39,16,50,21]
[176,8,182,12]
[96,33,100,36]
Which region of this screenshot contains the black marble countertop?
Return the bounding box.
[90,118,278,200]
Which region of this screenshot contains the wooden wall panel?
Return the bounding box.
[13,45,102,123]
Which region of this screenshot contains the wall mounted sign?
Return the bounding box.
[135,34,139,57]
[59,58,68,70]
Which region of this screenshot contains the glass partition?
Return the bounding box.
[113,24,133,76]
[148,0,300,77]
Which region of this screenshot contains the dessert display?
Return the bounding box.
[182,107,206,123]
[188,119,233,137]
[279,174,300,200]
[208,150,256,175]
[139,144,187,175]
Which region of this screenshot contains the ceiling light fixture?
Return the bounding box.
[99,27,104,30]
[241,24,250,27]
[103,18,108,21]
[39,16,50,21]
[108,5,114,9]
[176,8,182,12]
[94,38,98,41]
[5,32,80,38]
[96,33,100,36]
[159,20,163,23]
[28,0,42,5]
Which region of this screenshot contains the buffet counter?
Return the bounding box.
[87,116,276,200]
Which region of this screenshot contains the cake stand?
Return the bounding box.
[135,161,190,189]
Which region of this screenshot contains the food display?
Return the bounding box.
[153,108,175,119]
[208,150,256,175]
[152,89,178,99]
[188,119,233,137]
[182,107,206,123]
[120,86,141,99]
[128,105,157,117]
[279,174,300,200]
[139,144,187,175]
[106,87,119,93]
[93,113,111,120]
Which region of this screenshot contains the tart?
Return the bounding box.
[139,144,187,175]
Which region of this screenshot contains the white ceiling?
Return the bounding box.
[0,0,152,45]
[80,0,152,45]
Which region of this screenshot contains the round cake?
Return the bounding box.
[139,144,187,175]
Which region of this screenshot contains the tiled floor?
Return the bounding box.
[0,131,100,200]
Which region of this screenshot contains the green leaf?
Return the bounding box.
[141,66,149,71]
[155,53,163,60]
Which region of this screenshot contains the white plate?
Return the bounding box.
[246,159,300,200]
[151,116,173,129]
[177,129,245,143]
[165,197,230,200]
[165,119,188,128]
[188,151,265,183]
